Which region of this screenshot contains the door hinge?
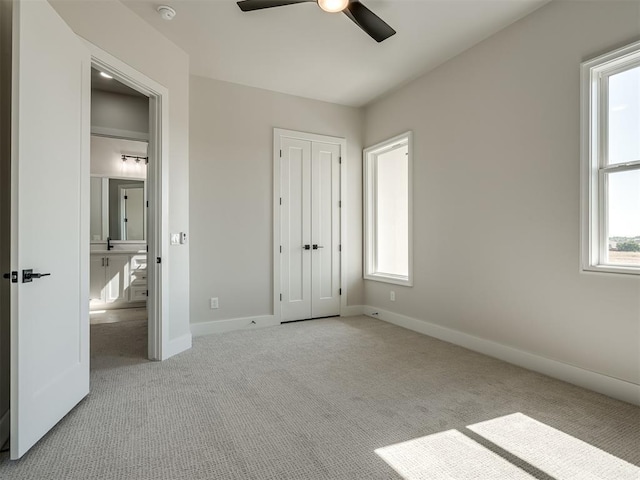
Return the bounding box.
[339,156,342,164]
[339,288,342,295]
[156,257,161,264]
[280,245,282,253]
[280,293,282,301]
[280,149,282,158]
[146,200,149,208]
[146,290,149,296]
[279,197,282,205]
[338,200,342,208]
[2,271,18,283]
[146,245,149,252]
[124,195,128,199]
[339,244,342,252]
[124,218,128,222]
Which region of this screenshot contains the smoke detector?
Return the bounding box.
[157,5,176,21]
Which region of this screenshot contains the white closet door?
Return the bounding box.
[280,138,312,321]
[311,142,340,318]
[10,0,90,459]
[280,134,341,322]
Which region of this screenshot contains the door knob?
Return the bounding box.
[312,244,324,249]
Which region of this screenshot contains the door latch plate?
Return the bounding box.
[2,271,18,283]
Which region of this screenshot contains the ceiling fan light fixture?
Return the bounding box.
[317,0,349,13]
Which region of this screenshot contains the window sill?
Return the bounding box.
[364,273,413,287]
[581,264,640,276]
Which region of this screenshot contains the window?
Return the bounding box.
[364,132,413,285]
[582,41,640,275]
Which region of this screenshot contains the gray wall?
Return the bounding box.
[363,0,640,384]
[91,89,149,139]
[189,76,363,325]
[0,0,12,446]
[52,0,191,342]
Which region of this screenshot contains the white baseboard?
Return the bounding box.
[0,409,9,449]
[341,305,364,317]
[363,306,640,406]
[191,315,280,337]
[162,333,192,360]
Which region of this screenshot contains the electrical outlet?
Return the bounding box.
[210,297,219,309]
[180,232,187,244]
[390,291,395,301]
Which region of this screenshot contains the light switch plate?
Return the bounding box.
[170,233,180,245]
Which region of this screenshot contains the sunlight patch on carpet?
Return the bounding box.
[468,412,640,480]
[375,429,535,479]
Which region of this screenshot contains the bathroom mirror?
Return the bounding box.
[90,176,146,242]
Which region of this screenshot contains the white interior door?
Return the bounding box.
[280,137,312,321]
[10,0,90,459]
[280,135,340,322]
[310,142,340,318]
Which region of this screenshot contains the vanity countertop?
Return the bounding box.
[91,249,146,255]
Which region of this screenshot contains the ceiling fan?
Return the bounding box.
[236,0,396,43]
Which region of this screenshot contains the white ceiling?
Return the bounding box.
[121,0,549,107]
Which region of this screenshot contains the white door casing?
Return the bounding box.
[10,0,90,459]
[87,41,172,361]
[277,130,343,322]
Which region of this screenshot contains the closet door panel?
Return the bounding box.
[311,142,340,318]
[280,138,312,321]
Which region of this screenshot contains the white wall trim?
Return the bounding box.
[163,333,192,360]
[0,409,9,449]
[580,40,640,276]
[363,131,414,287]
[91,126,149,142]
[191,315,280,337]
[363,306,640,406]
[85,40,173,361]
[340,305,364,317]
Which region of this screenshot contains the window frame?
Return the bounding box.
[363,131,413,286]
[581,40,640,276]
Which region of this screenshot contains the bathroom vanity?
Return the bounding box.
[90,173,147,309]
[90,248,147,309]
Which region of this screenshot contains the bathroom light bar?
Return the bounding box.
[121,154,148,164]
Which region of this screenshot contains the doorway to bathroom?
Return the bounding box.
[89,67,150,366]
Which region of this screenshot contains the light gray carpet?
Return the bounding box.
[0,316,638,479]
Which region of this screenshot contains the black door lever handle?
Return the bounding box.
[31,273,51,279]
[22,269,51,283]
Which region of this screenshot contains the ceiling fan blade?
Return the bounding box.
[237,0,314,12]
[343,1,396,43]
